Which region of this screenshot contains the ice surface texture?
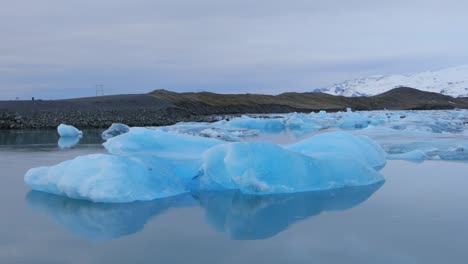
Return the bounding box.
[57,124,82,137]
[101,123,130,140]
[25,128,386,203]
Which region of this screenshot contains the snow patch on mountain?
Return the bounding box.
[318,65,468,98]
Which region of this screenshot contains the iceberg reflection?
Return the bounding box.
[194,182,383,240]
[26,191,195,240]
[26,182,382,241]
[57,136,80,149]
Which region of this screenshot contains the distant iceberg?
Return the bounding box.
[57,124,82,137]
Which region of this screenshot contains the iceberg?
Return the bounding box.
[57,124,82,137]
[194,140,384,194]
[24,154,188,203]
[101,123,130,140]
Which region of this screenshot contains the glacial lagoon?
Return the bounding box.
[1,110,468,263]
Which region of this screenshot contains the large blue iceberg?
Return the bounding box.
[25,128,386,203]
[195,140,384,194]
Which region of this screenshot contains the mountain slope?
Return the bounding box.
[318,65,468,97]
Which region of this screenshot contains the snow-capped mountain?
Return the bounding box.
[316,65,468,98]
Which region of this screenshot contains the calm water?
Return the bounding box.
[1,130,468,263]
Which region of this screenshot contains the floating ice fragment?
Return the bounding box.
[387,150,429,162]
[57,124,82,137]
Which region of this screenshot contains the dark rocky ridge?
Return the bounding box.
[1,87,467,129]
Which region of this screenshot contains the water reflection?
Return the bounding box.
[26,191,195,240]
[26,183,383,241]
[58,136,81,149]
[0,129,104,147]
[194,182,383,240]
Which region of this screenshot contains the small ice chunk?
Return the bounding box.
[57,124,82,137]
[388,150,429,162]
[101,123,130,140]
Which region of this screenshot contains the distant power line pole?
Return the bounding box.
[95,85,104,96]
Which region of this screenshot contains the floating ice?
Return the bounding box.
[24,154,189,203]
[194,140,384,194]
[101,123,130,140]
[225,116,285,133]
[339,113,370,129]
[57,124,82,137]
[159,122,259,141]
[387,150,429,162]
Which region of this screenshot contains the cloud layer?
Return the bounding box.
[1,0,467,99]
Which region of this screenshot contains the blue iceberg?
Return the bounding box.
[194,139,384,194]
[26,129,386,203]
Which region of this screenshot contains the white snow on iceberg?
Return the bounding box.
[104,127,224,158]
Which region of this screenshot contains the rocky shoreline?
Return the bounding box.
[1,87,468,130]
[0,109,215,130]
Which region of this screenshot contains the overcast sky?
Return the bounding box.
[1,0,468,99]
